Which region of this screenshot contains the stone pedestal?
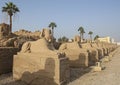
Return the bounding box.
[0,47,18,74]
[13,52,70,85]
[81,43,99,66]
[59,42,89,68]
[93,62,102,72]
[93,66,102,72]
[62,50,88,68]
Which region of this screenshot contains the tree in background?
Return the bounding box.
[94,35,100,40]
[88,31,93,43]
[48,22,57,37]
[58,36,69,43]
[2,2,20,34]
[78,26,85,42]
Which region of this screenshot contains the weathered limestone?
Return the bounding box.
[92,62,102,72]
[74,35,81,43]
[59,42,88,68]
[92,43,104,59]
[13,28,53,50]
[0,23,10,39]
[0,23,18,47]
[13,38,70,85]
[98,42,117,56]
[0,23,19,74]
[97,43,109,56]
[0,47,18,74]
[40,28,53,42]
[80,43,99,65]
[20,38,55,53]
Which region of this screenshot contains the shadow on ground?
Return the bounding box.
[70,67,92,82]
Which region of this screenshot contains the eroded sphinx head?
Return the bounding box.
[40,28,53,42]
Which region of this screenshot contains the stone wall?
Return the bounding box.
[0,47,18,74]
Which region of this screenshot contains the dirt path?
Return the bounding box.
[68,47,120,85]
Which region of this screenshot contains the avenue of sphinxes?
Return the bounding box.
[0,23,118,85]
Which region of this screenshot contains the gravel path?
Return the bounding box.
[68,47,120,85]
[0,47,120,85]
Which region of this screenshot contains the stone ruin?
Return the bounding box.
[0,23,18,47]
[0,23,19,74]
[13,28,55,50]
[0,23,10,39]
[79,43,99,66]
[74,35,81,43]
[0,23,118,85]
[59,35,89,68]
[13,28,70,85]
[59,35,118,68]
[14,29,40,41]
[92,43,104,59]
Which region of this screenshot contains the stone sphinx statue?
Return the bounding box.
[80,43,99,65]
[74,35,81,43]
[13,28,70,85]
[21,38,55,53]
[21,28,54,53]
[40,28,53,42]
[59,38,89,68]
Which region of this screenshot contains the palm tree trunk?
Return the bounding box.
[81,33,84,42]
[80,33,82,42]
[9,15,12,34]
[90,35,92,43]
[52,27,54,37]
[82,33,84,41]
[51,27,54,42]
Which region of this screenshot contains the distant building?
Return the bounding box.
[117,42,120,45]
[97,37,111,43]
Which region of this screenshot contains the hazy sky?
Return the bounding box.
[0,0,120,41]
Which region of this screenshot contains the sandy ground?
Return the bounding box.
[0,47,120,85]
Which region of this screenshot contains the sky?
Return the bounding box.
[0,0,120,42]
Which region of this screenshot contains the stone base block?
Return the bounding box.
[60,49,89,68]
[93,66,102,72]
[69,52,88,68]
[0,47,18,74]
[13,52,70,85]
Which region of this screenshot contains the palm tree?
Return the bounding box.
[48,22,57,37]
[78,26,85,42]
[88,31,93,43]
[2,2,20,34]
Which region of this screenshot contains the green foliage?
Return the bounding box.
[88,31,93,43]
[48,22,57,37]
[78,26,85,41]
[58,36,69,43]
[88,31,93,35]
[2,2,20,33]
[78,26,85,34]
[48,22,57,29]
[2,2,20,16]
